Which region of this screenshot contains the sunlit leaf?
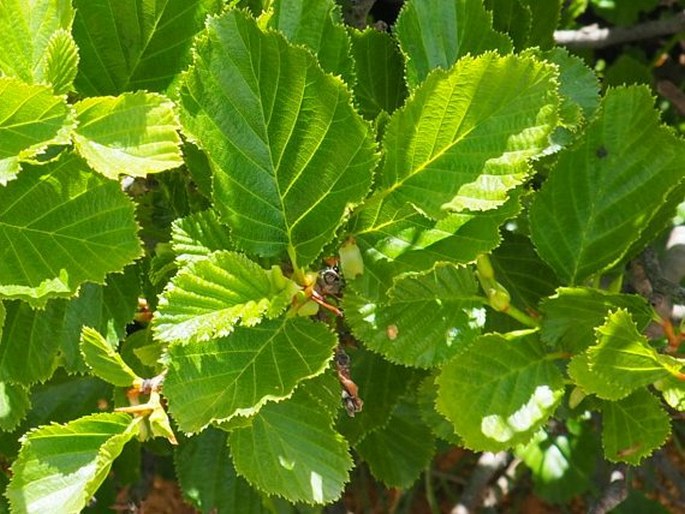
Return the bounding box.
[0,153,143,306]
[179,10,377,268]
[154,251,297,344]
[0,78,74,185]
[6,412,140,514]
[230,384,352,504]
[73,92,183,179]
[80,327,142,387]
[165,318,336,433]
[345,264,483,368]
[437,331,564,451]
[395,0,512,88]
[0,0,74,85]
[73,0,222,95]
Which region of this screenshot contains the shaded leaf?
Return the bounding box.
[601,389,670,465]
[179,10,377,269]
[6,412,140,514]
[0,301,64,385]
[395,0,512,88]
[356,399,435,488]
[490,232,558,311]
[269,0,354,85]
[348,28,407,119]
[0,153,142,306]
[437,331,564,451]
[336,347,418,445]
[176,427,267,514]
[165,318,337,433]
[0,382,30,432]
[73,0,222,95]
[0,78,74,185]
[542,47,599,128]
[229,384,352,504]
[154,251,296,344]
[60,267,141,374]
[346,264,483,368]
[530,86,685,284]
[540,287,652,353]
[73,92,183,179]
[484,0,532,50]
[80,327,142,388]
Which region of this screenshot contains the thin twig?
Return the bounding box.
[450,452,509,514]
[554,10,685,49]
[588,466,629,514]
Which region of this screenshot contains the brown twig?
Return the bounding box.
[450,452,509,514]
[588,466,629,514]
[553,10,685,49]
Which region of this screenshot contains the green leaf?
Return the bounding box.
[516,419,598,503]
[73,92,183,179]
[0,78,74,185]
[355,52,558,232]
[171,210,233,265]
[80,327,142,387]
[6,412,140,514]
[484,0,531,50]
[591,0,658,25]
[179,10,377,269]
[164,318,337,433]
[60,267,141,374]
[336,347,418,445]
[0,382,30,432]
[229,384,352,504]
[0,301,64,385]
[73,0,222,95]
[542,47,599,128]
[529,86,685,284]
[154,251,296,344]
[540,287,653,353]
[568,352,626,401]
[490,232,558,311]
[354,190,522,273]
[417,375,460,444]
[587,309,682,396]
[43,29,79,95]
[0,152,143,307]
[601,389,670,465]
[654,376,685,411]
[523,1,563,49]
[0,0,74,85]
[346,263,484,368]
[268,0,354,85]
[395,0,512,88]
[356,399,435,488]
[436,331,564,451]
[348,28,407,120]
[176,427,267,514]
